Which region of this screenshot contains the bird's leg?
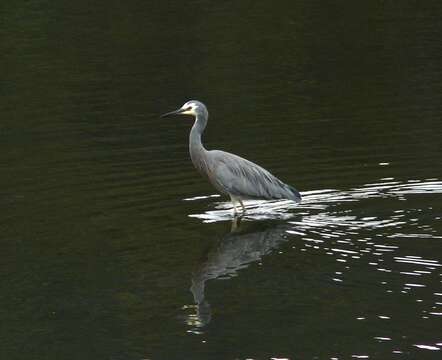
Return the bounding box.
[232,201,238,216]
[230,195,239,216]
[238,199,246,215]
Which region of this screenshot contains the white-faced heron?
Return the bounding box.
[161,100,301,214]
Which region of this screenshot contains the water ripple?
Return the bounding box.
[186,177,442,354]
[187,178,441,224]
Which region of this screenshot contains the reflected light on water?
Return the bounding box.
[413,344,440,351]
[183,177,442,356]
[188,178,442,222]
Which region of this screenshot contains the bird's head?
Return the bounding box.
[161,100,207,118]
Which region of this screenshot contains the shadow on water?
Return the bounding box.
[183,177,442,355]
[185,219,292,332]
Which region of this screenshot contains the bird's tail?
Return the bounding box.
[288,185,302,203]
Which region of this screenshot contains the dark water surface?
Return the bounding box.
[1,1,442,359]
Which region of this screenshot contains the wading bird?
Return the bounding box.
[161,100,301,215]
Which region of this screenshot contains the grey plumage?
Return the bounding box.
[161,100,301,214]
[209,150,301,201]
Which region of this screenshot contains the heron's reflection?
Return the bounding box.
[185,217,290,331]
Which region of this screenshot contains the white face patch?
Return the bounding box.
[179,102,197,115]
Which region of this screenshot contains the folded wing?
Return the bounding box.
[209,150,301,202]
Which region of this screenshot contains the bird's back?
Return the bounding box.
[205,150,301,202]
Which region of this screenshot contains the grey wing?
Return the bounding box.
[209,151,301,202]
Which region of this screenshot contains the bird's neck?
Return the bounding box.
[189,114,208,170]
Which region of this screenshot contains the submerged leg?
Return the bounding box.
[231,215,240,232]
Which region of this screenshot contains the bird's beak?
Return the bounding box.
[160,108,185,118]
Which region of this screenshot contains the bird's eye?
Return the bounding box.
[186,107,192,111]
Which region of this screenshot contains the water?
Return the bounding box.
[1,1,442,359]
